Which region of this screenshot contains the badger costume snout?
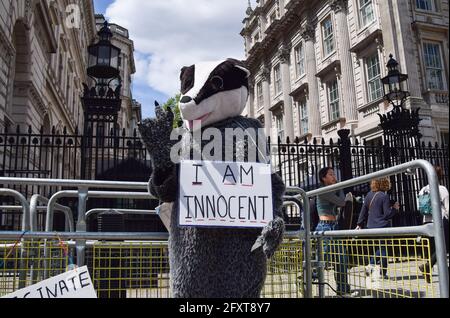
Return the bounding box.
[139,58,286,298]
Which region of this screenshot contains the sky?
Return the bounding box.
[92,0,255,119]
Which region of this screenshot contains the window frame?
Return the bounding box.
[298,98,309,136]
[423,41,446,91]
[328,79,340,121]
[275,113,285,142]
[274,64,282,96]
[440,131,449,146]
[416,0,436,11]
[365,53,383,102]
[322,17,335,57]
[256,81,264,107]
[294,43,306,78]
[359,0,375,28]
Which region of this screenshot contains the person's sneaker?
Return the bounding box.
[419,264,432,283]
[337,290,360,298]
[365,265,375,277]
[419,264,425,273]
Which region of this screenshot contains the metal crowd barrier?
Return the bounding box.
[302,160,449,298]
[0,160,448,298]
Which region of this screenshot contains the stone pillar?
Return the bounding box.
[379,0,423,101]
[261,67,272,137]
[301,24,322,137]
[330,0,358,124]
[379,0,431,140]
[279,46,295,140]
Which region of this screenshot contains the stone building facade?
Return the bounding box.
[241,0,449,145]
[0,1,140,136]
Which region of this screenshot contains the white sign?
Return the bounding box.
[2,266,97,299]
[179,160,273,228]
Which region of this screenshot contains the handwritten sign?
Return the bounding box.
[179,160,273,228]
[2,266,97,298]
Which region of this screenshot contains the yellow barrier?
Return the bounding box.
[316,236,438,298]
[0,240,69,295]
[0,237,439,298]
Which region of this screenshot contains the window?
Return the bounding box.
[366,53,383,102]
[416,0,435,11]
[322,17,335,56]
[274,64,282,95]
[328,79,340,121]
[253,32,260,44]
[256,81,264,107]
[440,131,449,146]
[423,42,445,90]
[359,0,375,27]
[294,43,305,78]
[58,52,64,84]
[298,98,309,135]
[269,11,278,24]
[276,114,285,142]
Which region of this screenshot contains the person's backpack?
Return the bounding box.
[418,190,433,216]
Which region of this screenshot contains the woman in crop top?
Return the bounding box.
[315,167,356,297]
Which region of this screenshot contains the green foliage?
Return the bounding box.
[162,94,183,128]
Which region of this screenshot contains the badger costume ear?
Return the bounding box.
[227,58,251,78]
[180,66,188,80]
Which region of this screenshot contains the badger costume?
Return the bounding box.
[139,58,286,298]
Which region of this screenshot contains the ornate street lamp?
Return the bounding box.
[382,54,410,108]
[378,55,421,227]
[82,21,122,117]
[379,54,420,139]
[87,21,121,79]
[81,20,122,179]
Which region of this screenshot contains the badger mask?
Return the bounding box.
[179,58,251,131]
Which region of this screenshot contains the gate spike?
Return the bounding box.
[28,125,32,134]
[16,125,20,134]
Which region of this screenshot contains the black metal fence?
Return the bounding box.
[1,125,448,231]
[271,131,449,227]
[0,125,160,232]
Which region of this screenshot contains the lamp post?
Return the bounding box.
[378,54,422,226]
[81,21,122,179]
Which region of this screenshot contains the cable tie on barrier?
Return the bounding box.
[0,231,29,269]
[56,233,76,270]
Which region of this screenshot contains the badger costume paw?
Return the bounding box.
[138,102,175,169]
[255,217,285,259]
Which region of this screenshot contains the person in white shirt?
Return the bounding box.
[418,166,449,283]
